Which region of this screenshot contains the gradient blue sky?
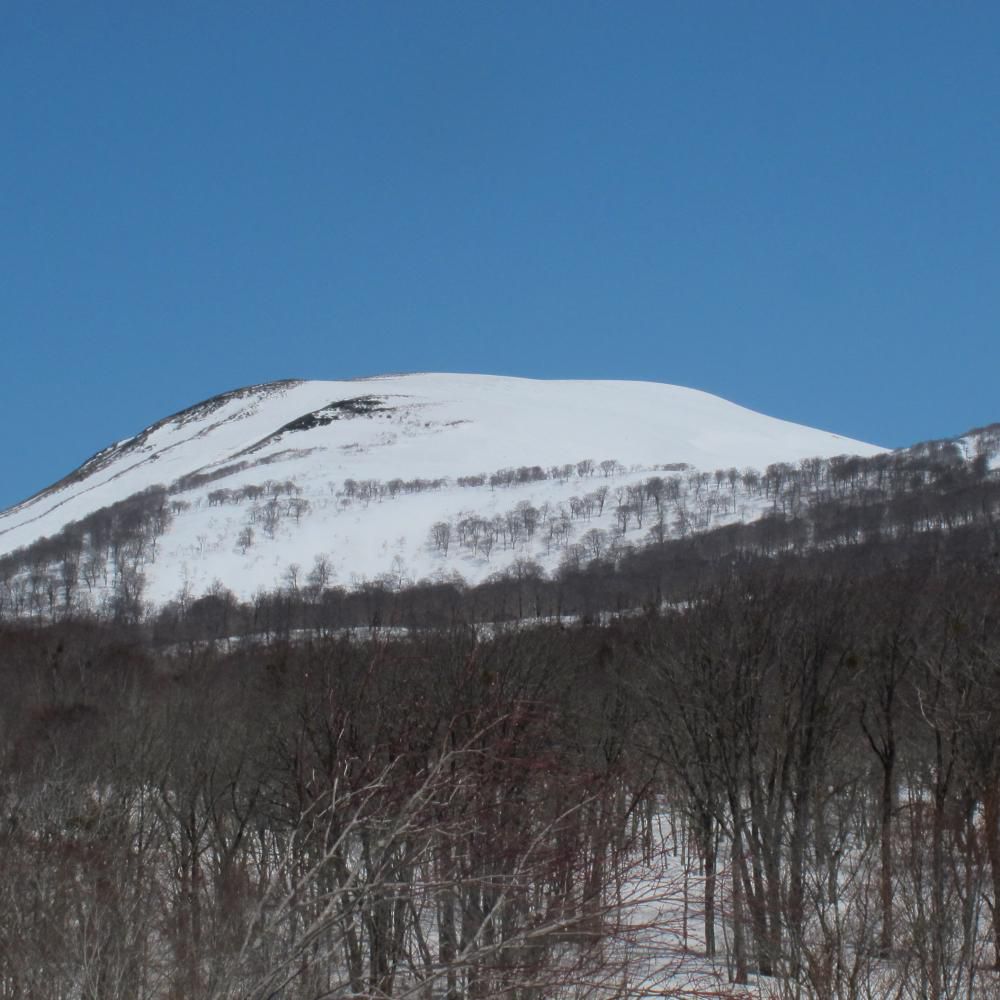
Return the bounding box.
[3,2,999,510]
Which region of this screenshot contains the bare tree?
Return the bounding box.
[430,521,452,556]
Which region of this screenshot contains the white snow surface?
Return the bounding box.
[0,374,885,604]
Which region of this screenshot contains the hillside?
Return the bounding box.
[0,373,884,607]
[4,383,1000,999]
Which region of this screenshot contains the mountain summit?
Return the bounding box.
[0,374,883,605]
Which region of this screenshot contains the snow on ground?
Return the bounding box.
[140,461,766,603]
[0,374,886,604]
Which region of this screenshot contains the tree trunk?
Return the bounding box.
[984,784,1000,969]
[879,746,896,957]
[731,831,749,985]
[702,812,717,957]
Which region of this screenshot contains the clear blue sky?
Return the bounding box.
[3,2,999,510]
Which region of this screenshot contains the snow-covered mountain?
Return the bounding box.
[0,374,884,605]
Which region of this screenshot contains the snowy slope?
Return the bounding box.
[0,374,884,604]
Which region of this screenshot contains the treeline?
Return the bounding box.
[3,439,999,641]
[2,427,997,628]
[145,447,1000,648]
[430,436,1000,570]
